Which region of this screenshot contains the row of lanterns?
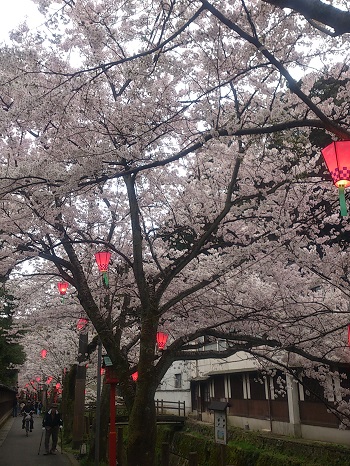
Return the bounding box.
[106,332,168,384]
[56,250,169,382]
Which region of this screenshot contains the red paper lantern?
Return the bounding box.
[131,371,138,381]
[156,332,168,350]
[55,382,61,389]
[321,141,350,216]
[57,281,69,296]
[41,349,47,359]
[95,251,111,286]
[77,317,89,331]
[95,251,111,272]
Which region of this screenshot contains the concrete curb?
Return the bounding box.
[63,451,81,466]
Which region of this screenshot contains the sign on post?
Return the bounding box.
[208,401,230,445]
[214,410,227,445]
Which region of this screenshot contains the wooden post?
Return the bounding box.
[109,383,116,466]
[220,444,226,466]
[189,452,198,466]
[117,427,123,465]
[161,442,170,466]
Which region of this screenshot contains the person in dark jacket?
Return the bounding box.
[21,401,34,431]
[42,403,63,455]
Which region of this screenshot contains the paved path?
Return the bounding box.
[0,415,79,466]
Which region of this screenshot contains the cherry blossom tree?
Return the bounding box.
[1,1,350,464]
[0,285,25,386]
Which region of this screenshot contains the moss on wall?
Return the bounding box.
[155,420,350,466]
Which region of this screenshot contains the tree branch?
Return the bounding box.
[263,0,350,36]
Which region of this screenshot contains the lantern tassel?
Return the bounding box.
[102,271,109,287]
[339,186,348,216]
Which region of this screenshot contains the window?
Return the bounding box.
[302,376,326,402]
[230,373,244,399]
[249,372,267,400]
[203,337,227,352]
[174,373,182,389]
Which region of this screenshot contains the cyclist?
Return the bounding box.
[21,401,34,432]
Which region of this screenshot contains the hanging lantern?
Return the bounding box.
[131,371,138,381]
[156,332,168,350]
[321,141,350,216]
[95,251,111,286]
[57,281,69,295]
[57,281,69,302]
[55,382,61,389]
[40,349,47,359]
[77,317,89,331]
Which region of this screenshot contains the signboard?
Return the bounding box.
[102,355,118,384]
[214,411,227,445]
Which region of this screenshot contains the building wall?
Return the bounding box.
[156,346,350,447]
[0,385,17,428]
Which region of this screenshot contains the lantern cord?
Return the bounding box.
[102,272,109,287]
[338,186,348,217]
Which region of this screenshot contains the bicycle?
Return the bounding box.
[23,412,33,437]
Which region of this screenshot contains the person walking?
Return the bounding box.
[42,403,63,455]
[12,398,18,417]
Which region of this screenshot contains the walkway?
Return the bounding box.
[0,414,79,466]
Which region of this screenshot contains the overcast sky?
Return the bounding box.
[1,0,43,42]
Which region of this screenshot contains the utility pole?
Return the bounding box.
[72,320,88,450]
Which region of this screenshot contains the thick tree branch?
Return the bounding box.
[263,0,350,36]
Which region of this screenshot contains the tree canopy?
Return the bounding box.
[0,286,25,387]
[1,1,350,464]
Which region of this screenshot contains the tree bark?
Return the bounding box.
[61,365,76,443]
[263,0,350,35]
[126,383,157,466]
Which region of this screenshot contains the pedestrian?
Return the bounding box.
[12,398,18,417]
[37,401,42,415]
[42,403,63,455]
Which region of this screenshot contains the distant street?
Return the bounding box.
[0,415,78,466]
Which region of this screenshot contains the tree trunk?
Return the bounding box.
[61,365,76,443]
[126,383,157,466]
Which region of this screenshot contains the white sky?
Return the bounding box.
[0,0,44,42]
